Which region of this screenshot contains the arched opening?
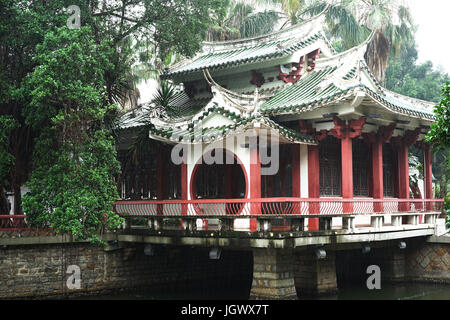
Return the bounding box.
[191,149,247,200]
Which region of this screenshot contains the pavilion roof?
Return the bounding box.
[162,13,334,80]
[259,42,436,120]
[118,14,436,145]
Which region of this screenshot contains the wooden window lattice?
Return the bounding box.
[319,136,341,196]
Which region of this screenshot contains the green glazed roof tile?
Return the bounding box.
[162,33,324,78]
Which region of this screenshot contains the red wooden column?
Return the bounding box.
[300,120,326,231]
[331,117,366,213]
[250,136,261,231]
[372,140,383,211]
[181,161,188,215]
[307,145,320,230]
[340,136,353,212]
[393,128,421,212]
[398,142,409,211]
[418,141,434,211]
[156,146,166,215]
[364,123,396,213]
[424,147,433,204]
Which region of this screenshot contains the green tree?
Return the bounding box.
[385,42,450,103]
[21,27,123,243]
[302,0,415,83]
[0,116,18,213]
[1,0,228,242]
[207,0,280,41]
[425,82,450,228]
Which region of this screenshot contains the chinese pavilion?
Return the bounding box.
[115,13,437,231]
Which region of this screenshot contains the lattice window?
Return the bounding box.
[117,146,158,200]
[320,136,341,196]
[166,151,182,200]
[353,139,371,196]
[194,152,245,199]
[262,144,292,197]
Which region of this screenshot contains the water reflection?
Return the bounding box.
[81,282,450,300]
[316,283,450,300]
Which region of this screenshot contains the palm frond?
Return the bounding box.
[151,80,179,116]
[240,10,280,38]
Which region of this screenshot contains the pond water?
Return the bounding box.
[81,282,450,300]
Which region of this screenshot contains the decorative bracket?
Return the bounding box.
[299,120,328,141]
[391,127,421,148]
[403,128,422,147]
[278,56,305,84]
[250,70,265,87]
[330,116,366,140]
[363,123,396,145]
[307,49,321,72]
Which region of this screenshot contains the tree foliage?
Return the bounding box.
[1,0,228,243]
[425,82,450,227]
[385,43,450,103]
[21,27,123,243]
[207,0,280,41]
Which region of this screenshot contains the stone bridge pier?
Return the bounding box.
[249,237,450,300]
[250,248,339,299]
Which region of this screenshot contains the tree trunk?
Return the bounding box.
[0,185,10,214]
[13,183,22,215]
[364,31,390,84]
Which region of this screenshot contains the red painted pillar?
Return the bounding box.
[157,147,166,215]
[331,117,366,214]
[250,137,261,231]
[424,147,433,210]
[397,143,410,212]
[341,136,354,213]
[308,145,320,231]
[372,140,384,212]
[181,161,188,215]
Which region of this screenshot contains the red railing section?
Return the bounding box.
[114,198,444,217]
[0,215,28,231]
[0,199,444,231]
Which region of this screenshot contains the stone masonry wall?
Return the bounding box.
[405,238,450,284]
[0,241,253,299]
